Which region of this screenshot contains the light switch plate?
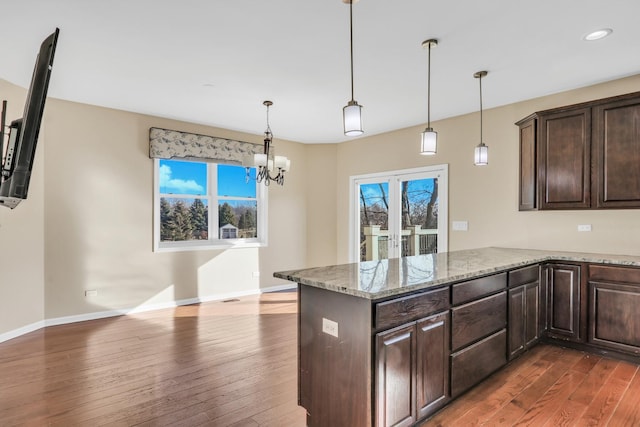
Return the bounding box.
[452,221,469,231]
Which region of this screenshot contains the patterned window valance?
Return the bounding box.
[149,127,263,165]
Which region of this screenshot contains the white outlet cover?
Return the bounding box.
[322,318,339,338]
[578,224,592,232]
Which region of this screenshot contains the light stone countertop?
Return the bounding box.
[273,247,640,300]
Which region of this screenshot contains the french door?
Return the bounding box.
[350,165,448,262]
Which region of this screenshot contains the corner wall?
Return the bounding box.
[0,80,46,338]
[42,99,307,320]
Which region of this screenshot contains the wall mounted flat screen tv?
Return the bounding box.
[0,28,59,209]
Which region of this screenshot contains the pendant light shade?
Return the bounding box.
[421,128,437,154]
[420,39,438,155]
[343,0,363,136]
[473,70,489,166]
[344,100,363,136]
[474,143,488,165]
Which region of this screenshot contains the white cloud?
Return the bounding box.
[159,164,204,194]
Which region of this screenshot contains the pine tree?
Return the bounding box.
[219,202,237,227]
[168,200,194,241]
[160,198,173,241]
[190,199,208,239]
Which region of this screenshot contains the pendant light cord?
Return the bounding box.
[479,74,483,144]
[427,43,431,128]
[349,0,355,102]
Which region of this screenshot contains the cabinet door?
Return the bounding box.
[518,116,537,210]
[509,282,540,360]
[416,312,450,419]
[538,108,591,209]
[376,323,416,427]
[548,264,581,340]
[508,285,526,359]
[525,281,540,347]
[593,96,640,208]
[589,281,640,354]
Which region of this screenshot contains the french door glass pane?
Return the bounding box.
[359,182,390,261]
[399,177,438,256]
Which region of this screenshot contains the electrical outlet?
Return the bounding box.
[578,224,592,232]
[85,290,98,297]
[322,318,339,338]
[252,271,260,278]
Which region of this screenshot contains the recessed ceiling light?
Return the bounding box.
[583,28,613,41]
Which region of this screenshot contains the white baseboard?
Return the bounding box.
[0,320,46,344]
[1,284,297,344]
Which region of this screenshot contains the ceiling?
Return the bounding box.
[2,0,639,144]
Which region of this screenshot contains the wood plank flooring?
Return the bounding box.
[422,344,640,426]
[1,292,638,426]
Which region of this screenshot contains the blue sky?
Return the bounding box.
[159,160,256,198]
[360,178,436,206]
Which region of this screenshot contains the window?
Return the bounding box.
[349,165,448,262]
[154,159,267,251]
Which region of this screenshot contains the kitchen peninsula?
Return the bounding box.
[274,247,640,427]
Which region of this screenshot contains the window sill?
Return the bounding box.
[155,239,266,253]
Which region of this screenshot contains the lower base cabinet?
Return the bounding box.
[376,311,450,427]
[588,265,640,355]
[508,281,540,359]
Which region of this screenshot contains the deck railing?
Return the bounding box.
[361,225,437,261]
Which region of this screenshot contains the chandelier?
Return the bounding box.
[244,100,290,186]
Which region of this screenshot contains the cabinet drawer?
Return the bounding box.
[452,273,506,305]
[375,287,449,330]
[589,264,640,285]
[509,265,539,287]
[451,329,507,397]
[451,291,507,351]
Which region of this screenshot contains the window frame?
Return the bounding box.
[153,159,268,252]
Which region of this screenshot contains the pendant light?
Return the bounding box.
[420,39,438,155]
[473,70,489,166]
[343,0,363,136]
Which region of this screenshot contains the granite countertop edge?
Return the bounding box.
[273,247,640,300]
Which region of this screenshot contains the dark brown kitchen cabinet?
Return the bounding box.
[592,96,640,208]
[375,311,450,427]
[538,108,592,209]
[517,91,640,210]
[546,263,582,341]
[588,265,640,355]
[376,323,416,427]
[449,275,508,398]
[517,115,537,210]
[508,282,540,359]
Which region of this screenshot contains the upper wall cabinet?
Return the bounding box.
[516,91,640,211]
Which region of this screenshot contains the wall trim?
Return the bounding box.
[0,284,297,344]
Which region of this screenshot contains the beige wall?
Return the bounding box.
[3,72,640,337]
[0,80,46,336]
[330,74,640,263]
[42,98,307,319]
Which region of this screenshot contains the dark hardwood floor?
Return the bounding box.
[422,344,640,426]
[1,292,638,426]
